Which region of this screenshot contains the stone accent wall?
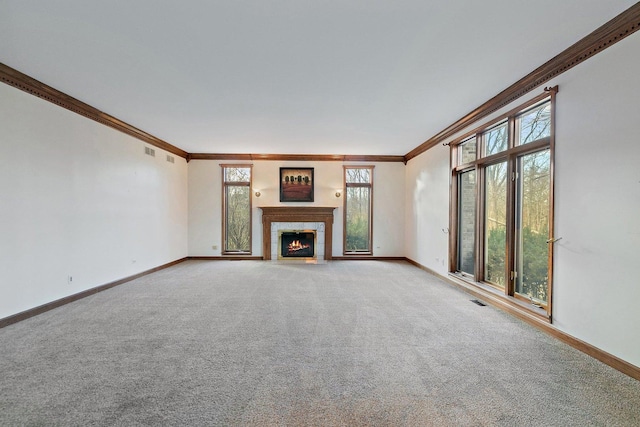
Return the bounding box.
[458,170,476,274]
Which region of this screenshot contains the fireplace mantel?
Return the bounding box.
[260,206,336,260]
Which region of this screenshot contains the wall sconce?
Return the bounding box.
[254,190,261,198]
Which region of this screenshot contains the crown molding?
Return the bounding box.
[4,2,638,164]
[405,3,640,162]
[0,63,406,163]
[188,153,406,163]
[0,62,188,159]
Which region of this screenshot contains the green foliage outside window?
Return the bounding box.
[460,99,552,309]
[517,227,549,303]
[485,226,549,302]
[345,187,371,252]
[345,168,372,253]
[485,227,506,287]
[225,186,250,252]
[346,209,370,251]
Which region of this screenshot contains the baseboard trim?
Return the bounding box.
[332,256,406,261]
[405,257,640,382]
[0,257,188,329]
[188,256,406,261]
[404,257,441,276]
[188,256,264,261]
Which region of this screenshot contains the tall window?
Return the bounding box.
[451,90,555,318]
[222,165,252,254]
[344,166,374,254]
[457,168,476,275]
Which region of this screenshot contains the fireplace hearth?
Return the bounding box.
[279,230,316,259]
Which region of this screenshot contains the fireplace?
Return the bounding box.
[260,207,336,261]
[279,230,316,259]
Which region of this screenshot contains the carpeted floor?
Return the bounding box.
[1,260,639,426]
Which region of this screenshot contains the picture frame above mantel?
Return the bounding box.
[280,167,314,202]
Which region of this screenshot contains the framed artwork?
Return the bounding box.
[280,167,314,202]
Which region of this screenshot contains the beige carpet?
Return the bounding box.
[1,260,639,426]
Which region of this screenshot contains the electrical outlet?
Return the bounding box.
[212,245,218,250]
[67,275,73,284]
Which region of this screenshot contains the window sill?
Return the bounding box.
[447,273,551,323]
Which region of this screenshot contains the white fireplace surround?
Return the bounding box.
[271,222,325,261]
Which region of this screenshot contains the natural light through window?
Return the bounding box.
[450,90,555,318]
[222,165,252,254]
[344,166,374,254]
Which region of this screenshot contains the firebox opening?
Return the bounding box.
[279,230,316,259]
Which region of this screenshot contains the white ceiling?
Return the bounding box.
[1,1,635,156]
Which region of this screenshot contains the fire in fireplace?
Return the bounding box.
[279,230,316,259]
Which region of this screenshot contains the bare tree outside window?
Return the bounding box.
[514,103,552,304]
[485,161,507,287]
[518,103,551,145]
[222,166,252,253]
[484,124,508,286]
[515,149,550,304]
[344,167,373,253]
[484,122,508,156]
[452,95,554,314]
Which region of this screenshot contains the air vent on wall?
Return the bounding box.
[144,146,155,157]
[166,154,175,163]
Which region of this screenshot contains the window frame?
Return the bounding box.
[343,165,374,255]
[448,89,556,320]
[221,164,253,255]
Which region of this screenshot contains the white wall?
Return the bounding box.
[188,160,405,257]
[404,32,640,367]
[404,144,450,275]
[0,84,188,320]
[551,33,640,366]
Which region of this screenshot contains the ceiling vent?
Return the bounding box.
[166,154,175,163]
[144,146,155,157]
